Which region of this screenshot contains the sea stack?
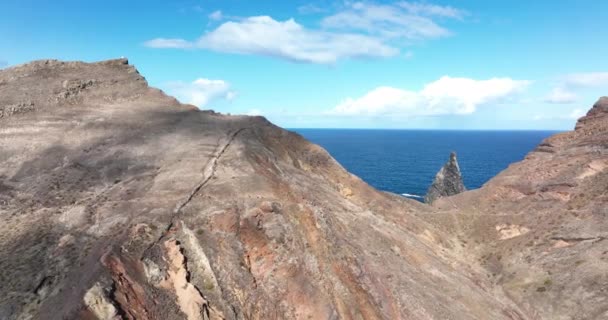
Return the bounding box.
[425,152,466,204]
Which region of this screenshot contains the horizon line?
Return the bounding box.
[287,127,566,132]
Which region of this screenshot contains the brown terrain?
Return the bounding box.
[0,59,605,320]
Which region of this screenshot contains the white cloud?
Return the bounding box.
[145,16,398,64]
[542,72,608,104]
[533,108,586,120]
[568,108,586,119]
[562,72,608,87]
[321,2,464,40]
[145,2,466,64]
[544,87,577,104]
[298,4,326,14]
[328,76,529,116]
[246,109,262,116]
[225,91,237,101]
[144,38,193,49]
[398,1,467,19]
[164,78,236,107]
[209,10,223,21]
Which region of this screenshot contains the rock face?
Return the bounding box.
[0,59,606,320]
[425,152,466,203]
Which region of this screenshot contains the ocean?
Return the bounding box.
[293,129,559,200]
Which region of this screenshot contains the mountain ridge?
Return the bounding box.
[0,58,605,320]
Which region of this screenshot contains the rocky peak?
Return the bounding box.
[575,96,608,130]
[425,151,466,204]
[590,96,608,114]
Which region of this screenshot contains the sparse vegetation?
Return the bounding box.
[203,281,215,290]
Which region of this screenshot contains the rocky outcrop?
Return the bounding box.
[83,283,120,320]
[159,239,212,320]
[425,152,466,203]
[0,102,35,119]
[1,59,606,320]
[575,95,608,130]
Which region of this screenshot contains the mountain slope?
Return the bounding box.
[0,59,528,319]
[2,59,607,320]
[428,97,608,319]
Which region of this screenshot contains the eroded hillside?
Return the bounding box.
[426,97,608,319]
[0,59,605,320]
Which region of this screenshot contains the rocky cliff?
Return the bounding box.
[0,59,605,320]
[424,152,466,204]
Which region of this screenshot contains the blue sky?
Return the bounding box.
[2,0,607,129]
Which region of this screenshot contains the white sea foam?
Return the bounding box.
[401,193,423,199]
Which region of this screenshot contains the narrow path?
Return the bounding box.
[172,127,247,216]
[144,127,248,253]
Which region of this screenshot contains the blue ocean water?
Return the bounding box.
[293,129,559,199]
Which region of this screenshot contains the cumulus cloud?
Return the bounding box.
[145,16,397,63]
[144,2,466,63]
[328,76,529,116]
[544,87,577,104]
[164,78,236,107]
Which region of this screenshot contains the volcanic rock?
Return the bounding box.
[1,59,606,320]
[425,152,466,203]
